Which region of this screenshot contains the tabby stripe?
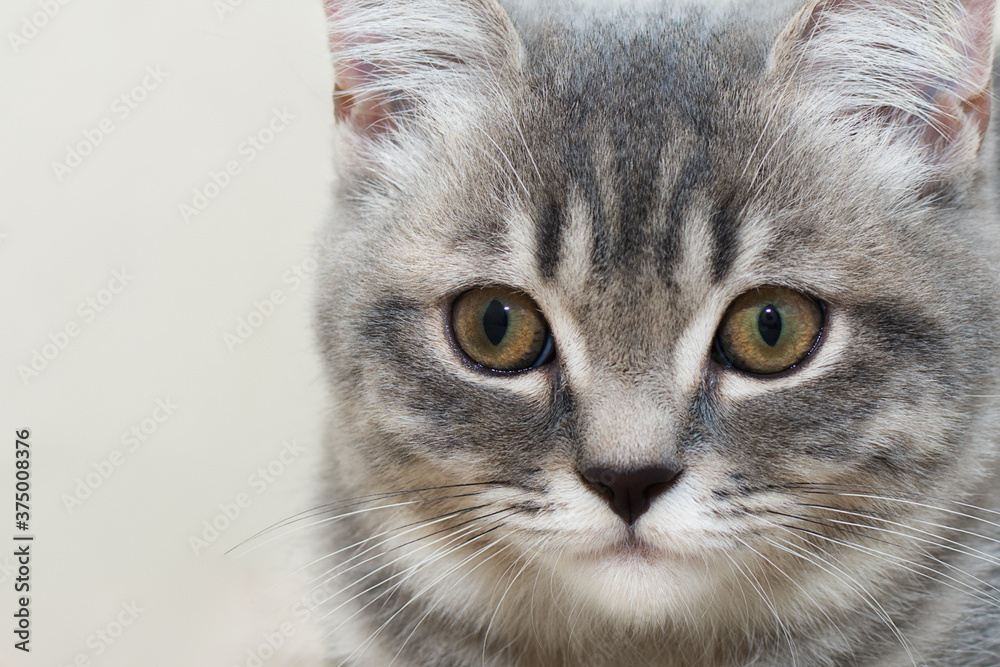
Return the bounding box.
[536,196,564,280]
[612,144,658,276]
[709,191,742,284]
[358,296,424,368]
[657,149,710,283]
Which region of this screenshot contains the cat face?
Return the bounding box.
[318,0,998,642]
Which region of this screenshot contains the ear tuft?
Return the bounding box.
[771,0,995,165]
[325,0,522,140]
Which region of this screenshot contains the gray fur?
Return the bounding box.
[314,0,1000,664]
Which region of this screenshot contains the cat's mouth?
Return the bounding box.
[601,530,663,562]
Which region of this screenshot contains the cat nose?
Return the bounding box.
[581,464,682,525]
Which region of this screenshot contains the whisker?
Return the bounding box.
[262,504,491,620]
[766,510,903,549]
[369,506,528,611]
[782,482,1000,522]
[782,511,1000,603]
[722,551,755,628]
[314,507,521,650]
[721,549,797,664]
[228,482,505,554]
[792,503,1000,570]
[470,120,530,197]
[732,535,852,654]
[524,538,554,658]
[480,549,537,666]
[290,514,516,667]
[233,493,490,559]
[343,534,516,666]
[764,529,917,665]
[292,504,493,599]
[772,517,1000,612]
[305,505,517,603]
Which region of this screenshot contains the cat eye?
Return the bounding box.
[451,287,554,372]
[714,287,823,375]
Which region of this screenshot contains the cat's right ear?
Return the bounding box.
[325,0,523,140]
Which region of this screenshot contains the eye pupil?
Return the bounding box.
[453,287,552,372]
[757,305,782,347]
[715,287,823,375]
[482,299,509,346]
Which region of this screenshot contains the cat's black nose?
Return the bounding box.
[581,464,682,525]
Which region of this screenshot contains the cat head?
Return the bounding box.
[318,0,999,643]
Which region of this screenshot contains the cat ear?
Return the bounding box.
[325,0,523,139]
[770,0,995,165]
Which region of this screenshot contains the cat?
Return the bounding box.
[311,0,1000,664]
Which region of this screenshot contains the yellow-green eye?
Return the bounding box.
[715,287,823,375]
[452,287,553,372]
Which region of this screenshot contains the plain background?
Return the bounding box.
[2,0,332,664]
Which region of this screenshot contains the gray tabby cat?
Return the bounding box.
[313,0,1000,664]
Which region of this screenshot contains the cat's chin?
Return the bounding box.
[546,540,725,628]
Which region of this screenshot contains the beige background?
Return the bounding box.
[1,0,332,664]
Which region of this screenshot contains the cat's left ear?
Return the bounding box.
[325,0,523,139]
[770,0,995,166]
